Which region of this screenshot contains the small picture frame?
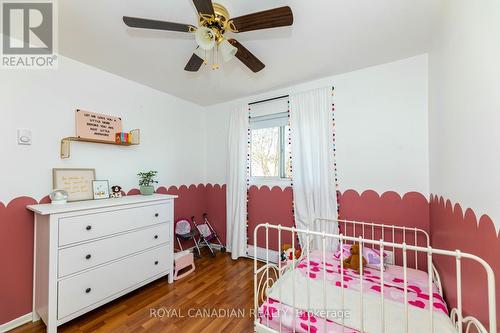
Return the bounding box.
[92,180,110,200]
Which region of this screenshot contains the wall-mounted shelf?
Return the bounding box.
[60,129,140,159]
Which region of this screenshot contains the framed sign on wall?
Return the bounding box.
[75,109,122,142]
[52,168,96,202]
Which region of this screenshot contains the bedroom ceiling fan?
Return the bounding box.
[123,0,293,73]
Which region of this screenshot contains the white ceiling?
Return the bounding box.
[59,0,441,106]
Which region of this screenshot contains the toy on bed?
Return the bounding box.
[280,243,302,265]
[342,243,367,272]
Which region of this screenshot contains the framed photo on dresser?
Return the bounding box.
[92,180,110,200]
[52,168,96,202]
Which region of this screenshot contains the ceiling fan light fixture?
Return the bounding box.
[195,26,216,50]
[123,1,294,73]
[219,39,238,62]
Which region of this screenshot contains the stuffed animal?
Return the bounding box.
[110,185,123,198]
[343,243,367,272]
[281,243,302,263]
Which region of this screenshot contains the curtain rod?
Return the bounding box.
[248,86,334,106]
[248,94,289,106]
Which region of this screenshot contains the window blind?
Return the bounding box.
[249,97,289,129]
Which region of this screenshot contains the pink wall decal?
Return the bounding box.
[339,190,429,232]
[247,186,295,251]
[430,195,499,330]
[126,188,141,196]
[166,184,226,249]
[205,184,227,244]
[163,184,208,223]
[0,197,37,325]
[339,190,430,269]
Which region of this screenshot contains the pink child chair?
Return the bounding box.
[173,250,195,280]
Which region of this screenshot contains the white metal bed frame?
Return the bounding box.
[253,219,496,333]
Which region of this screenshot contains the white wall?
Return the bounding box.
[205,55,429,196]
[429,0,500,230]
[0,52,431,203]
[0,55,206,202]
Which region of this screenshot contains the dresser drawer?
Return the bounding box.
[58,223,170,277]
[57,244,169,319]
[58,202,172,246]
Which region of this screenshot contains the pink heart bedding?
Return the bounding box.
[297,250,448,316]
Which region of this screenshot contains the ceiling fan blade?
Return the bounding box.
[184,53,204,72]
[193,0,215,16]
[228,6,293,33]
[123,16,195,33]
[228,39,265,73]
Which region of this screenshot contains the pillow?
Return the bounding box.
[334,244,388,270]
[333,244,351,260]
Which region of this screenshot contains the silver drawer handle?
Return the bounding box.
[85,288,91,294]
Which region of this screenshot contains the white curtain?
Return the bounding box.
[290,87,339,251]
[226,106,249,260]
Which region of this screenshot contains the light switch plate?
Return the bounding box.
[18,129,32,145]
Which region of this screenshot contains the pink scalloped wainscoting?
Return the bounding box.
[339,190,429,231]
[339,190,430,270]
[247,187,430,258]
[0,197,37,326]
[430,195,500,330]
[157,184,227,248]
[0,184,226,326]
[247,186,295,251]
[2,185,498,330]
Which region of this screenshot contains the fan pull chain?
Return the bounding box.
[211,47,215,70]
[212,45,220,70]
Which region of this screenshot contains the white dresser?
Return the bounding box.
[27,194,176,333]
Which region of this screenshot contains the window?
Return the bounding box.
[249,111,291,181]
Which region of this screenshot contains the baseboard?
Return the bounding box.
[181,242,224,254]
[0,313,32,333]
[246,245,280,264]
[208,243,223,251]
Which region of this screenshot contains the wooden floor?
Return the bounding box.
[12,249,255,333]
